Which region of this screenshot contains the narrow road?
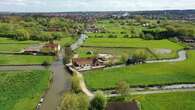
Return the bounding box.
[104,50,187,70]
[70,34,88,50]
[40,52,71,110]
[146,50,186,63]
[107,88,195,97]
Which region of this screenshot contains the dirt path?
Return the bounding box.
[40,52,71,110]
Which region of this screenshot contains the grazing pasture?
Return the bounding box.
[0,70,50,110]
[84,50,195,90]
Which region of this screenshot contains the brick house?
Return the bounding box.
[72,57,105,71]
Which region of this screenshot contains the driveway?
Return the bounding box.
[40,52,71,110]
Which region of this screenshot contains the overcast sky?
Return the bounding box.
[0,0,195,12]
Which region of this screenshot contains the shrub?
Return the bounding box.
[59,93,89,110]
[116,81,129,96]
[123,34,129,38]
[71,73,81,93]
[89,91,107,110]
[42,60,50,66]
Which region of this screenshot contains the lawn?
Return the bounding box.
[139,91,195,110]
[83,38,184,59]
[84,50,195,90]
[0,70,50,110]
[0,54,54,65]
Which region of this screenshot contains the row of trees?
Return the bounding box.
[0,16,84,41]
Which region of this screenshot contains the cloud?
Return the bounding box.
[0,0,195,12]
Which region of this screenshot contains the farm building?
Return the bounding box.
[72,57,105,71]
[23,44,43,55]
[106,101,139,110]
[41,42,61,55]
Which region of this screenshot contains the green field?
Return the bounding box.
[0,38,40,52]
[0,37,39,44]
[82,38,184,59]
[0,70,50,110]
[76,47,156,61]
[0,44,32,52]
[0,54,54,65]
[58,37,76,46]
[139,91,195,110]
[84,50,195,90]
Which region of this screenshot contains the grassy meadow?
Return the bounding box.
[58,37,76,46]
[138,91,195,110]
[0,37,40,52]
[0,54,54,65]
[82,38,184,59]
[84,50,195,90]
[76,47,156,60]
[0,70,50,110]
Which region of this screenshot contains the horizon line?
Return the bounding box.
[0,8,195,14]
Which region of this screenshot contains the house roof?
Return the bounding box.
[106,101,139,110]
[72,57,97,65]
[43,43,59,48]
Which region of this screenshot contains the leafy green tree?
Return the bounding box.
[77,94,89,110]
[64,46,73,64]
[15,28,30,41]
[89,91,107,110]
[59,93,89,110]
[71,73,81,93]
[52,32,64,40]
[116,81,129,96]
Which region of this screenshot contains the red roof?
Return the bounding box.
[43,43,58,49]
[72,57,97,65]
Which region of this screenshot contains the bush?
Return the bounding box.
[89,91,107,110]
[59,93,89,110]
[108,34,117,38]
[123,34,129,38]
[116,81,129,96]
[42,61,50,66]
[71,73,81,93]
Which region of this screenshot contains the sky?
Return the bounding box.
[0,0,195,12]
